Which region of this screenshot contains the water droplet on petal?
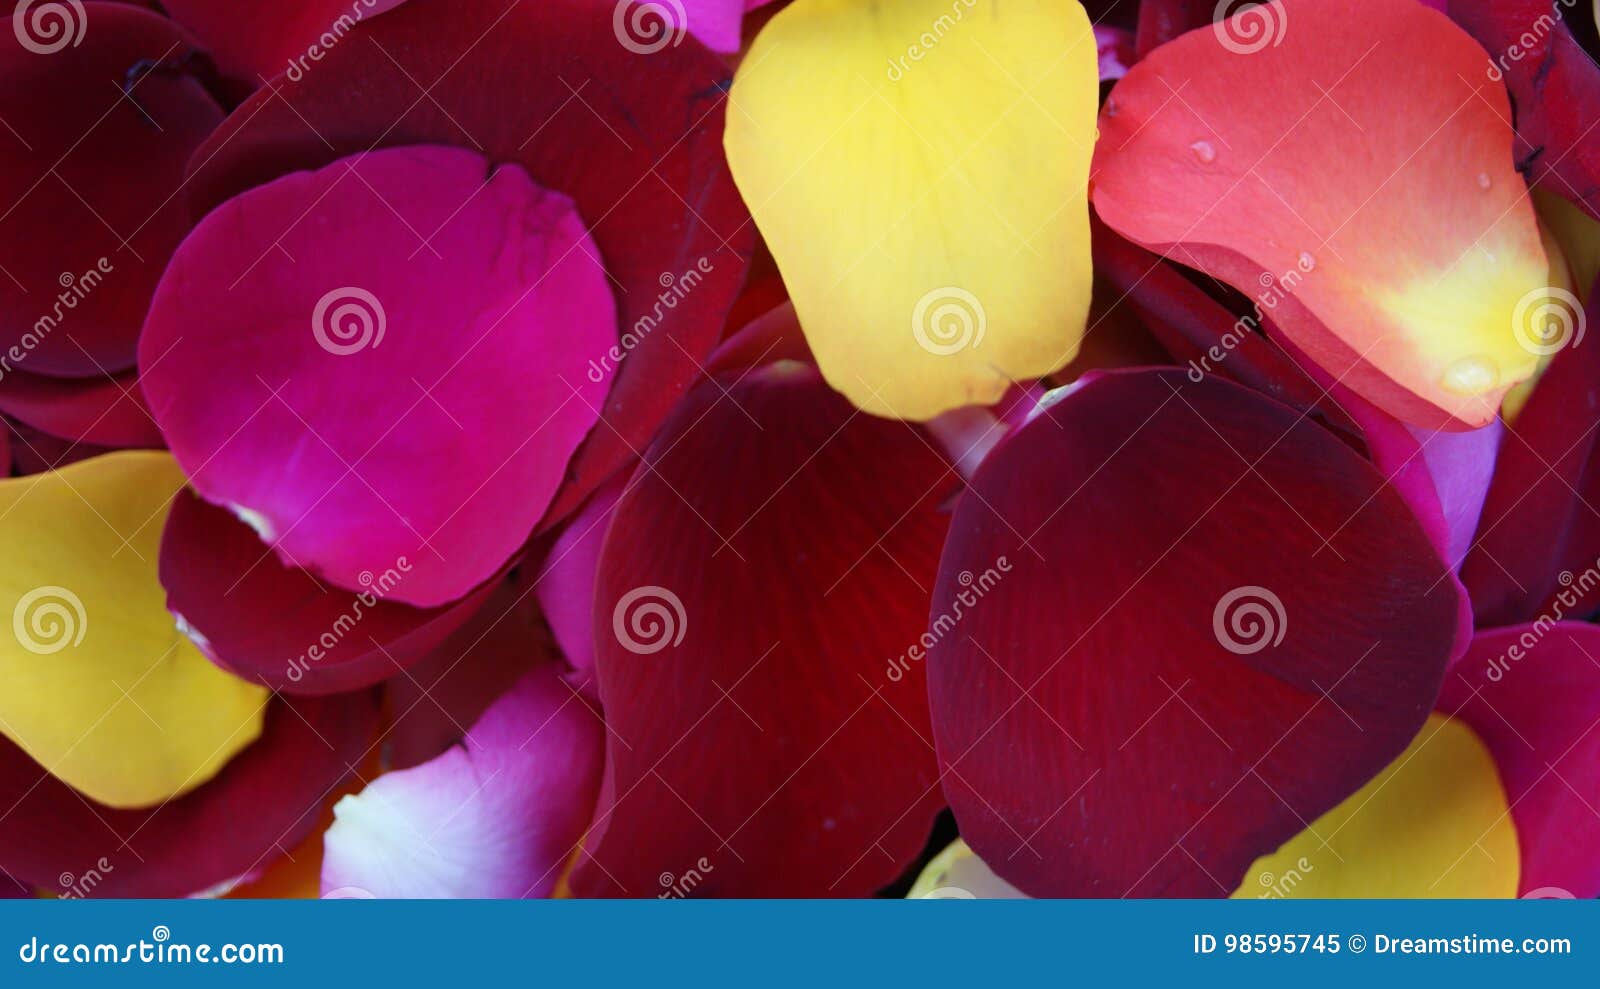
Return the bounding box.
[1105,96,1119,118]
[1477,172,1492,190]
[1442,356,1500,396]
[1190,140,1216,163]
[1297,252,1316,272]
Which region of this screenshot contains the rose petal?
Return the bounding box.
[0,2,222,377]
[183,0,752,532]
[1442,623,1600,899]
[142,146,613,607]
[930,369,1464,896]
[322,664,602,898]
[160,489,494,694]
[0,451,267,809]
[1095,0,1550,428]
[573,362,952,896]
[0,691,376,898]
[725,0,1099,419]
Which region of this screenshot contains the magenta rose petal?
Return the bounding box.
[322,664,602,899]
[183,0,751,531]
[0,692,377,898]
[0,2,222,378]
[1442,623,1600,898]
[929,369,1465,897]
[571,363,953,897]
[160,489,495,694]
[140,145,614,607]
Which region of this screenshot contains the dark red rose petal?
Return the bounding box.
[1449,0,1600,220]
[183,0,752,533]
[929,369,1464,897]
[160,490,495,695]
[159,0,409,86]
[0,2,222,378]
[1442,623,1600,898]
[572,363,953,897]
[0,366,162,448]
[0,692,377,898]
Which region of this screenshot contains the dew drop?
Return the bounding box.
[1104,96,1119,118]
[1476,172,1492,190]
[1189,140,1216,163]
[1442,356,1500,396]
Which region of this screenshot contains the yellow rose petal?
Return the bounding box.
[726,0,1098,420]
[0,451,268,809]
[1235,714,1519,899]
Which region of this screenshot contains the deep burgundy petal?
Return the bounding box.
[929,369,1464,897]
[1448,0,1600,220]
[572,363,953,897]
[0,2,222,378]
[159,0,409,86]
[0,368,162,448]
[1442,623,1600,898]
[183,0,752,533]
[0,692,377,898]
[160,490,494,695]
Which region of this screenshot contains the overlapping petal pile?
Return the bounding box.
[0,0,1597,900]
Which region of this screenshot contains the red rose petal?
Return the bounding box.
[0,692,377,898]
[929,369,1464,896]
[572,363,953,897]
[0,2,222,377]
[160,489,494,695]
